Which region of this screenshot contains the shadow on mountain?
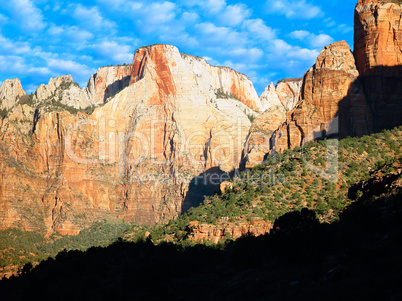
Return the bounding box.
[103,75,131,103]
[181,167,229,214]
[1,167,400,300]
[338,65,402,139]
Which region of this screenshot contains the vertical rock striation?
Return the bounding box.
[354,0,402,132]
[0,79,27,110]
[85,65,132,105]
[0,44,261,233]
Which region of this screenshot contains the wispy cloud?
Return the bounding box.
[0,34,31,55]
[265,0,323,19]
[219,4,252,26]
[290,30,334,48]
[195,22,247,46]
[243,19,277,41]
[72,4,116,31]
[90,40,134,63]
[47,25,94,44]
[1,0,46,32]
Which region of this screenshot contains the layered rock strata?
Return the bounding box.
[85,65,132,105]
[271,41,371,154]
[0,44,261,234]
[187,218,272,244]
[354,0,402,132]
[0,79,27,110]
[242,78,302,168]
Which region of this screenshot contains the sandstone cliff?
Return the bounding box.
[84,65,132,105]
[33,75,93,109]
[187,218,272,244]
[354,0,402,132]
[243,78,302,168]
[270,41,371,154]
[0,79,27,110]
[0,44,261,234]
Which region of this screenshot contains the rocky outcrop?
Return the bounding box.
[260,79,301,112]
[276,78,303,111]
[84,65,132,105]
[242,78,302,168]
[0,44,260,234]
[260,83,283,111]
[0,79,27,110]
[354,0,402,132]
[130,45,262,111]
[34,76,93,109]
[188,218,272,244]
[270,41,372,154]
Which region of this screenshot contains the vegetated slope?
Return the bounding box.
[0,127,400,273]
[135,126,402,244]
[0,150,400,300]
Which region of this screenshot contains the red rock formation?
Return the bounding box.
[354,0,402,132]
[0,44,261,234]
[268,41,373,154]
[0,79,27,110]
[188,218,272,244]
[85,65,132,105]
[129,45,262,111]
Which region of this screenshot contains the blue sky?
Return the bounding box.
[0,0,358,95]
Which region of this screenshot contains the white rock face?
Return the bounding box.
[260,83,282,111]
[259,79,302,113]
[34,75,93,109]
[84,65,132,105]
[276,79,303,111]
[0,79,27,110]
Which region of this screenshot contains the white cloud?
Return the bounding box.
[47,25,94,43]
[203,0,226,14]
[131,1,177,34]
[91,41,133,63]
[243,19,277,41]
[290,30,334,48]
[0,55,51,76]
[224,47,264,63]
[324,18,336,27]
[337,24,353,34]
[180,0,226,14]
[220,4,252,26]
[181,12,199,24]
[3,0,46,32]
[195,22,246,46]
[72,4,116,31]
[0,34,31,55]
[287,47,320,61]
[268,39,319,61]
[265,0,323,19]
[47,58,93,77]
[289,30,310,40]
[0,13,9,25]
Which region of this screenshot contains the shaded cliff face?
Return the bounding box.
[242,41,371,162]
[85,65,132,105]
[0,44,259,234]
[243,79,302,168]
[0,79,27,110]
[276,78,303,112]
[354,0,402,131]
[187,218,272,244]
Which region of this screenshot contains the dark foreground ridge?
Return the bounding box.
[0,162,401,300]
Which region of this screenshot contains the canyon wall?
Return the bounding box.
[354,0,402,132]
[0,79,27,110]
[0,44,261,234]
